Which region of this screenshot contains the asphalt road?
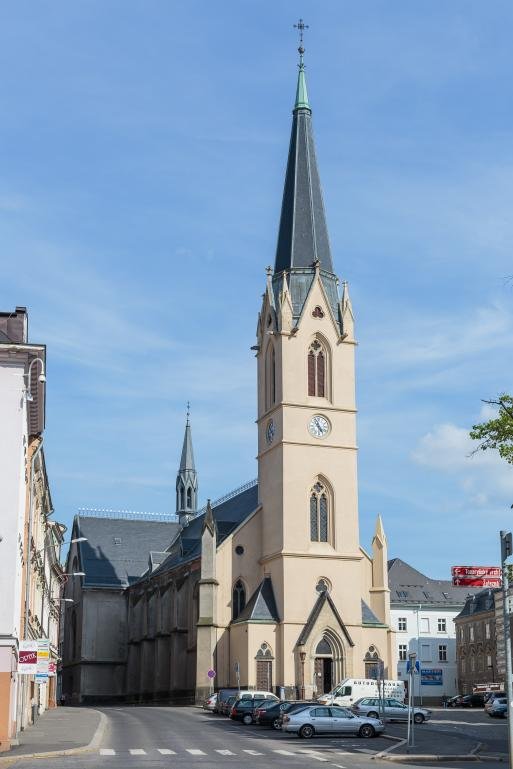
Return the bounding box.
[7,705,509,769]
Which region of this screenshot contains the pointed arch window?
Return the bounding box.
[308,340,328,398]
[232,579,246,620]
[265,342,276,410]
[186,487,192,509]
[310,480,330,543]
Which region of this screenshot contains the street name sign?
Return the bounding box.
[452,566,502,587]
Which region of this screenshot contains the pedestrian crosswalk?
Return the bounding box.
[96,746,350,762]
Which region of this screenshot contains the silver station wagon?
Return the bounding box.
[281,705,385,739]
[352,697,432,724]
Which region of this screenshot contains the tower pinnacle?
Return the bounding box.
[293,18,310,111]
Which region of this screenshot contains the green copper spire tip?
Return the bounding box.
[294,62,310,111]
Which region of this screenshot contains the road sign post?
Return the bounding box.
[234,661,240,694]
[500,531,513,769]
[406,652,417,751]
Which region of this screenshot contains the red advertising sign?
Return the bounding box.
[18,641,38,675]
[451,566,502,587]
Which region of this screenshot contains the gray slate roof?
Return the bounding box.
[75,517,180,588]
[388,558,481,607]
[274,101,333,275]
[456,588,498,619]
[232,576,279,624]
[151,482,259,577]
[361,599,383,626]
[179,422,195,471]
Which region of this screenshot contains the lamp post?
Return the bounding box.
[24,357,46,401]
[299,646,306,700]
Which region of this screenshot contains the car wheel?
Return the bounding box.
[413,713,424,724]
[359,724,375,739]
[367,711,379,720]
[272,718,281,730]
[299,725,314,739]
[242,714,253,725]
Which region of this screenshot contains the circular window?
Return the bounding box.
[235,545,244,555]
[315,578,331,594]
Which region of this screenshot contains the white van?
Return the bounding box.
[237,690,279,702]
[318,678,405,707]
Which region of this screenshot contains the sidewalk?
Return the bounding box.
[5,707,104,759]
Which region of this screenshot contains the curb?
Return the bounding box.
[0,709,108,765]
[377,754,480,763]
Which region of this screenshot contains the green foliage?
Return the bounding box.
[470,394,513,465]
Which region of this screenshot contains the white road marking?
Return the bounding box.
[99,749,116,755]
[216,749,236,755]
[243,749,264,755]
[129,749,146,755]
[274,749,296,755]
[186,748,206,755]
[157,748,177,754]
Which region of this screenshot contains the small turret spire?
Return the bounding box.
[176,407,198,526]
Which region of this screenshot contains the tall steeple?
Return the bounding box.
[272,23,341,329]
[176,404,198,526]
[274,26,333,276]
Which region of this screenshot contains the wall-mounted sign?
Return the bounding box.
[18,641,38,675]
[452,566,502,587]
[421,668,443,686]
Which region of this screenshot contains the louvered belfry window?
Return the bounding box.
[308,340,326,397]
[310,480,329,542]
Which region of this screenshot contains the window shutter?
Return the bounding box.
[317,352,325,397]
[308,351,316,396]
[310,494,318,541]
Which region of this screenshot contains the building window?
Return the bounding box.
[470,626,474,642]
[307,339,327,397]
[310,479,330,543]
[438,618,446,633]
[398,644,407,661]
[420,643,431,662]
[398,617,407,632]
[232,580,246,620]
[470,656,475,672]
[396,590,409,599]
[485,623,490,639]
[461,658,466,673]
[487,654,492,667]
[265,343,276,409]
[438,644,447,662]
[420,617,430,633]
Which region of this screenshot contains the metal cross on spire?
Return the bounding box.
[294,18,309,65]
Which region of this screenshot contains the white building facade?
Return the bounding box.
[389,559,479,702]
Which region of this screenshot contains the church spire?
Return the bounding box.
[176,404,198,526]
[274,21,333,276]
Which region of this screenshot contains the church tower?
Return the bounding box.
[253,29,389,690]
[176,408,198,526]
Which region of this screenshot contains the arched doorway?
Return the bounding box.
[313,630,345,695]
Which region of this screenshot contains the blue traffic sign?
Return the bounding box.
[406,660,420,673]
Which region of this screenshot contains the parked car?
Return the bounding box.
[352,697,431,724]
[485,692,507,712]
[203,693,217,711]
[460,694,485,708]
[488,698,508,718]
[282,705,384,739]
[236,690,279,703]
[255,701,317,730]
[214,689,239,715]
[220,695,238,716]
[230,698,268,725]
[447,695,464,708]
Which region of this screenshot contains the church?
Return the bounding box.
[62,46,394,704]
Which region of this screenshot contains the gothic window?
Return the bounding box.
[265,343,276,410]
[179,485,185,510]
[232,579,246,620]
[310,480,330,543]
[307,339,328,398]
[186,487,192,509]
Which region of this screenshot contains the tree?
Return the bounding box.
[470,394,513,465]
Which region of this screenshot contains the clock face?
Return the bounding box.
[308,414,330,439]
[266,419,275,445]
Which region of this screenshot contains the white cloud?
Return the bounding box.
[412,421,513,509]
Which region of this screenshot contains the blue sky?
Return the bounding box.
[1,1,512,577]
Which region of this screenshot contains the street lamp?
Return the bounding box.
[53,598,74,603]
[37,537,87,555]
[62,572,85,577]
[24,357,46,402]
[298,645,306,700]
